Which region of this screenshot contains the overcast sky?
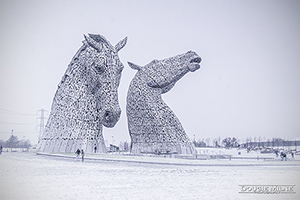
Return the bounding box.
[0,0,299,145]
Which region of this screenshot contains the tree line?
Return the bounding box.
[0,135,32,149]
[118,137,299,150]
[192,137,239,148]
[193,136,299,149]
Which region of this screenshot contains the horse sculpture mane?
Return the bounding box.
[37,34,127,153]
[127,51,202,154]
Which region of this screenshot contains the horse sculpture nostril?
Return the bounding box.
[104,109,121,121]
[102,109,121,128]
[190,57,202,63]
[104,111,111,120]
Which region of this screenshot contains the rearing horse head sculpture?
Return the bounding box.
[126,50,201,154]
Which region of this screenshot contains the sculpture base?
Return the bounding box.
[37,138,107,153]
[130,142,196,155]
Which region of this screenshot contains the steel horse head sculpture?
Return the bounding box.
[127,51,201,154]
[38,34,127,153]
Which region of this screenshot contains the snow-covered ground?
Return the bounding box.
[1,152,300,200]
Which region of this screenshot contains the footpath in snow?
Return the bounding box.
[36,148,300,167]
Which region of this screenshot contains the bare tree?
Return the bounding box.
[123,141,129,151]
[258,136,262,148]
[205,138,210,147]
[212,138,217,148]
[222,137,240,149]
[217,137,221,148]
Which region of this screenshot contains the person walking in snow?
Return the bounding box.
[81,149,84,162]
[275,149,279,157]
[75,149,80,161]
[0,146,3,155]
[280,151,287,161]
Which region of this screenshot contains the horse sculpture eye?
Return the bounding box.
[117,67,124,74]
[95,65,105,74]
[98,56,106,64]
[94,56,106,74]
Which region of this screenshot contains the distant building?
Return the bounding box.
[109,144,119,152]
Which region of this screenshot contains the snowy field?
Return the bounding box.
[1,152,300,200]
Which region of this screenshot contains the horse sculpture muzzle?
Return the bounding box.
[102,107,121,128]
[187,51,202,72]
[98,86,122,128]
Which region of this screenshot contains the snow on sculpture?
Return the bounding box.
[37,34,127,153]
[127,51,202,154]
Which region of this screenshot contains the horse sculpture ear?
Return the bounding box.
[88,34,108,44]
[128,61,142,71]
[115,37,128,52]
[84,34,103,52]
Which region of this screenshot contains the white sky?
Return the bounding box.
[0,0,299,145]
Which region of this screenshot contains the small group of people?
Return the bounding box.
[276,150,295,161]
[75,149,84,162]
[280,151,287,161]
